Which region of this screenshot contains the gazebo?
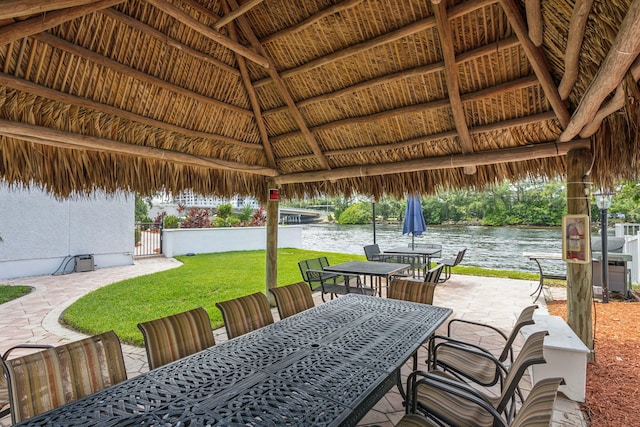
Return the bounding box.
[1,0,639,352]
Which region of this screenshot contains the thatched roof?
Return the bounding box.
[0,0,638,201]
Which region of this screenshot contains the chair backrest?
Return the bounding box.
[388,278,437,305]
[216,292,274,339]
[453,248,467,265]
[495,330,548,415]
[510,377,563,427]
[269,282,315,319]
[137,307,215,370]
[424,264,444,284]
[298,257,329,286]
[363,244,382,261]
[498,305,538,362]
[3,331,127,423]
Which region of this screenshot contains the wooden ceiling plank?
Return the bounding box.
[273,139,590,185]
[432,0,476,175]
[102,8,239,77]
[499,0,571,128]
[0,72,261,149]
[214,0,265,30]
[525,0,543,46]
[0,0,123,46]
[558,0,594,100]
[146,0,269,68]
[560,0,640,142]
[0,0,105,21]
[227,0,331,170]
[223,1,277,169]
[0,119,278,176]
[32,32,253,117]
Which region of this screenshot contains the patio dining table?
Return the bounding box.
[324,260,412,296]
[14,294,451,427]
[384,246,443,276]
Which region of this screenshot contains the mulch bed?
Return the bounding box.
[546,299,640,426]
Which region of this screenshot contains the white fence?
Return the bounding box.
[615,223,640,284]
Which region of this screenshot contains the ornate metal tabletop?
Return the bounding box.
[16,294,451,427]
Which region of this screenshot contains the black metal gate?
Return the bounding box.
[134,222,163,257]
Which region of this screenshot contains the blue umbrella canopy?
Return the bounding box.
[402,195,426,249]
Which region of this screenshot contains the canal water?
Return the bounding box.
[300,223,564,275]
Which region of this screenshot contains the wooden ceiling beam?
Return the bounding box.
[270,74,540,144]
[146,0,269,68]
[227,0,331,170]
[214,0,264,30]
[223,1,277,169]
[0,0,104,20]
[432,0,476,175]
[525,0,543,46]
[102,8,239,77]
[33,32,253,117]
[560,0,640,142]
[263,36,521,117]
[253,0,498,89]
[499,0,571,128]
[558,0,594,99]
[279,111,557,162]
[0,0,123,46]
[0,119,278,176]
[273,139,590,185]
[0,72,261,150]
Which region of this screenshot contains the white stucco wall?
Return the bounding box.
[0,184,134,280]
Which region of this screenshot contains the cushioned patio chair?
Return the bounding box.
[0,344,53,420]
[2,331,127,424]
[137,307,215,370]
[298,256,373,302]
[388,278,438,305]
[438,248,466,282]
[408,330,549,426]
[216,292,274,339]
[269,281,315,319]
[397,376,562,427]
[427,305,538,389]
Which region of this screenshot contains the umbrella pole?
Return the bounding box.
[411,233,415,250]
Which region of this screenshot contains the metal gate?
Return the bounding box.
[134,222,163,257]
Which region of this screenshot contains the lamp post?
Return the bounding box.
[594,189,614,303]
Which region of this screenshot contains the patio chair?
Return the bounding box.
[398,376,562,427]
[1,344,53,420]
[364,244,420,276]
[298,257,373,302]
[269,281,315,319]
[408,330,549,426]
[216,292,274,339]
[427,305,538,389]
[438,248,467,282]
[137,307,215,370]
[2,331,127,424]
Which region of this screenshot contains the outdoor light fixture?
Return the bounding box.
[594,189,615,303]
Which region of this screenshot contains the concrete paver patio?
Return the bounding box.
[0,257,586,426]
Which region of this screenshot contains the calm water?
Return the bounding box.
[300,223,564,275]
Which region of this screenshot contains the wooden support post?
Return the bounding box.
[266,188,279,305]
[566,148,594,361]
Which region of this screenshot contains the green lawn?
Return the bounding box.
[0,285,31,304]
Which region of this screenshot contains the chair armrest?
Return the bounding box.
[2,344,53,360]
[447,318,509,342]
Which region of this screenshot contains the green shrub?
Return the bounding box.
[338,202,371,224]
[134,228,141,245]
[216,203,233,219]
[163,215,180,229]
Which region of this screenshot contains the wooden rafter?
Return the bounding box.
[214,0,265,30]
[222,1,277,169]
[0,73,261,150]
[263,36,521,117]
[525,0,543,46]
[560,0,640,142]
[432,0,476,175]
[0,0,123,46]
[33,32,253,117]
[273,139,590,185]
[253,0,498,89]
[499,0,571,128]
[558,0,594,99]
[0,119,278,176]
[146,0,270,68]
[279,111,557,163]
[226,0,331,170]
[0,0,103,20]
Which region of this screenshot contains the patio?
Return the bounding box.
[0,257,586,426]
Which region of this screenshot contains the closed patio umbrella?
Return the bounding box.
[402,195,426,250]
